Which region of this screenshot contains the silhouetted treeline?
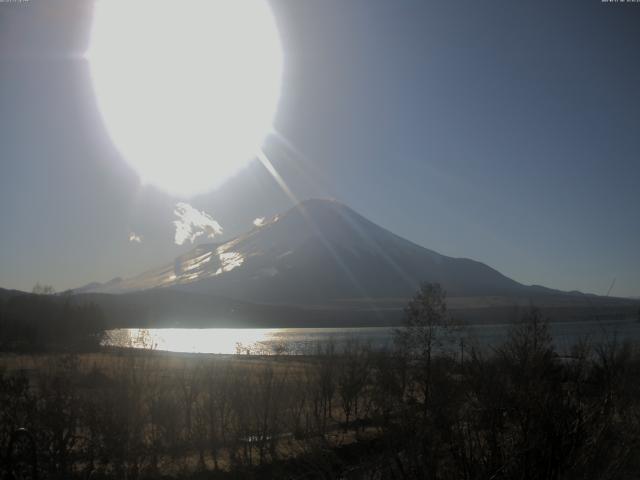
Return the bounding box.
[1,311,640,478]
[0,293,106,352]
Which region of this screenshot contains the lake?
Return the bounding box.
[103,317,640,355]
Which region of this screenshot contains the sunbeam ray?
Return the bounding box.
[257,149,381,317]
[268,131,418,293]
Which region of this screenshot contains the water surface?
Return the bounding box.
[104,318,640,355]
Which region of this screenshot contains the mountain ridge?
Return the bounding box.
[78,198,591,305]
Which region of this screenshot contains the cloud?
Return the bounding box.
[253,217,265,227]
[173,202,223,246]
[128,232,143,243]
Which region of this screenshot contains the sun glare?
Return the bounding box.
[88,0,283,196]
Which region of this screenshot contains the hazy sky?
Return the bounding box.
[1,0,639,297]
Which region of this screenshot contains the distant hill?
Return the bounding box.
[0,288,29,302]
[71,288,637,329]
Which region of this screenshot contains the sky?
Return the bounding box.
[0,0,639,297]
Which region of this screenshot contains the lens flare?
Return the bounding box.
[88,0,283,196]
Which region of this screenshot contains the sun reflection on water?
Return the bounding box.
[103,327,395,355]
[106,328,277,354]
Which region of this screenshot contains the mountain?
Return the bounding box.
[82,198,578,306]
[74,277,123,295]
[4,200,636,328]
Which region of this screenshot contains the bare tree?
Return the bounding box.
[177,361,203,443]
[394,282,457,412]
[337,339,370,430]
[32,283,55,295]
[202,359,235,470]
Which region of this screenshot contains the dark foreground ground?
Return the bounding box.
[2,308,640,480]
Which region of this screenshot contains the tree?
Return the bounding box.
[499,306,555,381]
[32,283,55,295]
[394,282,456,410]
[338,340,370,430]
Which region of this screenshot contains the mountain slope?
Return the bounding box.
[85,198,558,305]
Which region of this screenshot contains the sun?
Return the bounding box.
[88,0,283,197]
